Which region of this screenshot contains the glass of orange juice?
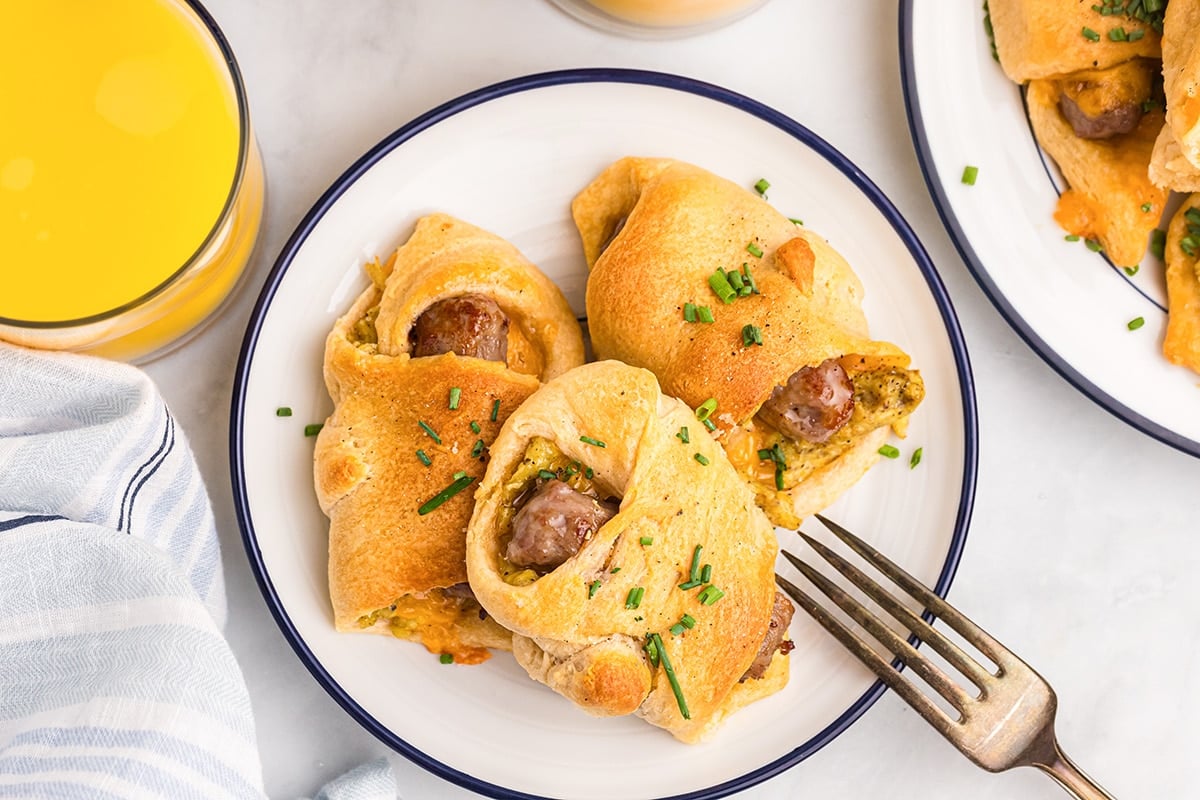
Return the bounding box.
[546,0,770,36]
[0,0,264,363]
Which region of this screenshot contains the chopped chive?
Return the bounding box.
[650,633,689,719]
[741,324,763,347]
[453,470,467,480]
[1151,229,1167,259]
[727,269,746,291]
[584,466,594,479]
[1125,265,1139,276]
[640,536,653,546]
[702,418,717,432]
[1085,238,1104,253]
[774,466,785,491]
[743,263,758,294]
[579,435,606,448]
[709,269,737,304]
[1128,28,1145,40]
[788,217,804,226]
[565,461,580,476]
[538,469,557,480]
[1185,209,1200,227]
[588,580,601,599]
[696,305,715,323]
[416,449,432,467]
[753,178,770,196]
[490,399,501,421]
[681,613,696,629]
[611,567,621,574]
[1127,316,1145,331]
[698,585,725,605]
[961,165,979,185]
[1182,236,1200,258]
[683,302,697,322]
[909,447,924,469]
[275,407,293,417]
[700,564,712,583]
[746,242,764,258]
[676,426,690,444]
[469,420,481,434]
[644,635,660,668]
[625,587,645,609]
[688,545,703,583]
[417,474,475,515]
[1082,26,1100,41]
[695,398,717,422]
[448,387,461,410]
[1065,234,1081,242]
[1108,26,1127,41]
[304,423,323,437]
[471,439,486,458]
[678,579,703,590]
[879,444,901,459]
[418,420,442,444]
[670,622,686,636]
[694,453,710,466]
[1140,202,1152,213]
[439,653,454,664]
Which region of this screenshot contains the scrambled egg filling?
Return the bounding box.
[495,436,600,586]
[357,588,492,665]
[347,256,392,348]
[726,366,925,527]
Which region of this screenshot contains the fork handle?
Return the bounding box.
[1036,742,1117,800]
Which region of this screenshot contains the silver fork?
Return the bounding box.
[776,515,1115,800]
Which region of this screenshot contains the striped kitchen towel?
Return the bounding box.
[0,343,395,800]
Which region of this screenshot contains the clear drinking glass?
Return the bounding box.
[547,0,770,37]
[0,0,265,363]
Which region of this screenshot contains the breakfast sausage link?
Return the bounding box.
[741,590,795,681]
[506,480,618,571]
[756,358,855,444]
[410,294,509,362]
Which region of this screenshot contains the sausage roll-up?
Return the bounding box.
[314,213,584,663]
[1163,194,1200,375]
[1152,0,1200,190]
[465,360,791,742]
[573,157,924,529]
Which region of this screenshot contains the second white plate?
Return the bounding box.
[902,2,1200,457]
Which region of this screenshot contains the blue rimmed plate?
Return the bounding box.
[901,3,1200,457]
[231,68,976,800]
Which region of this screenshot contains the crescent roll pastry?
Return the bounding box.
[1162,0,1200,172]
[314,213,584,663]
[987,0,1162,83]
[573,157,924,529]
[1025,77,1169,267]
[464,360,791,743]
[1163,194,1200,375]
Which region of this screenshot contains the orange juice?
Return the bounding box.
[0,0,264,362]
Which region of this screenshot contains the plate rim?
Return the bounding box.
[229,66,979,800]
[897,2,1200,459]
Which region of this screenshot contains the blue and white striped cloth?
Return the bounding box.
[0,343,396,800]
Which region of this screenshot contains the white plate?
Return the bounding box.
[231,69,976,800]
[901,4,1200,457]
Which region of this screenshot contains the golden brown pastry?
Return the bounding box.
[987,0,1161,83]
[573,157,924,529]
[1025,77,1169,267]
[1163,194,1200,374]
[314,213,584,663]
[464,360,790,743]
[1162,0,1200,171]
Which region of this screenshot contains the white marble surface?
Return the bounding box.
[142,2,1200,798]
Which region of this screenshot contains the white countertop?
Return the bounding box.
[144,2,1200,797]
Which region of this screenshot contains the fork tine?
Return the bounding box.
[780,550,976,714]
[794,533,996,692]
[775,572,960,740]
[814,514,1011,669]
